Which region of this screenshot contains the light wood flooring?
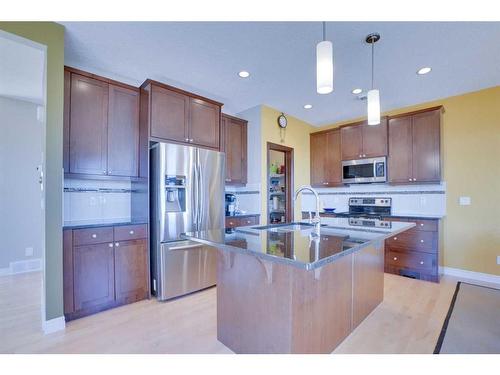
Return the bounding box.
[0,271,493,354]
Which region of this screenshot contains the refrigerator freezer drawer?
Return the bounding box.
[158,240,217,300]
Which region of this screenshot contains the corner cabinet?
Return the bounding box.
[63,67,140,178]
[142,80,222,150]
[310,129,342,187]
[340,118,388,160]
[221,114,248,185]
[388,107,442,184]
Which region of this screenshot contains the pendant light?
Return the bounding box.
[366,33,381,125]
[316,22,333,94]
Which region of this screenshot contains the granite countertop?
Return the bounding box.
[307,211,445,220]
[63,219,148,230]
[182,217,415,271]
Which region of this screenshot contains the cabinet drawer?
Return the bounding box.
[386,249,436,272]
[407,218,438,232]
[225,215,259,229]
[385,230,437,253]
[114,224,147,241]
[73,227,114,246]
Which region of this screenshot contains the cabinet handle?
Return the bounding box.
[393,257,398,261]
[247,220,251,224]
[189,139,193,142]
[413,178,417,181]
[92,234,97,239]
[108,243,113,248]
[115,242,120,247]
[420,223,424,227]
[185,138,189,142]
[229,222,234,225]
[129,230,134,235]
[323,182,329,185]
[393,237,397,240]
[225,178,231,182]
[420,261,424,265]
[363,154,366,157]
[420,239,424,243]
[408,178,412,182]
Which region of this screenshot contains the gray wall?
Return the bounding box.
[0,97,43,270]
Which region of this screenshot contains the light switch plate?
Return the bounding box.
[459,196,471,206]
[25,247,34,257]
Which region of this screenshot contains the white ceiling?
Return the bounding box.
[61,22,500,126]
[0,30,45,104]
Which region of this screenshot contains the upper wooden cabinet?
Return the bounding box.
[63,67,140,178]
[310,129,342,187]
[388,107,442,184]
[142,80,222,150]
[221,114,248,185]
[340,118,388,160]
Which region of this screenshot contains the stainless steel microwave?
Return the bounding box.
[342,157,387,184]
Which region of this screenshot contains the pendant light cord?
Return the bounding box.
[322,22,326,41]
[371,39,375,89]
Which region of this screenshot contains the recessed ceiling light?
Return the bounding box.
[238,71,250,78]
[304,104,313,109]
[352,88,363,94]
[417,67,432,75]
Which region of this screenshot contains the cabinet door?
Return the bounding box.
[73,242,115,311]
[361,118,388,157]
[114,239,148,304]
[340,125,363,160]
[69,73,109,175]
[150,85,189,142]
[63,70,71,173]
[63,229,74,315]
[326,129,342,185]
[189,98,220,149]
[310,132,328,187]
[412,110,441,183]
[388,116,413,183]
[224,116,247,185]
[107,84,139,177]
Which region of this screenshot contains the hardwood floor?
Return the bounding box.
[0,271,492,354]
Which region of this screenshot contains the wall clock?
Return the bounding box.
[277,113,288,129]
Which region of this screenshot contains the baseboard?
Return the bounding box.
[43,316,66,334]
[0,267,11,276]
[440,266,500,285]
[0,259,42,276]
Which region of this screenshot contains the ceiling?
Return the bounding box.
[61,22,500,126]
[0,30,45,104]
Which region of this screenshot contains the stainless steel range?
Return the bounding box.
[336,197,392,228]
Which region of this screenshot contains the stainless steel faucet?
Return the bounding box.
[294,186,321,232]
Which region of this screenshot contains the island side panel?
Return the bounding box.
[290,253,353,354]
[352,241,385,328]
[216,250,294,354]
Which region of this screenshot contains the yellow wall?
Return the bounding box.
[260,106,315,224]
[0,22,65,319]
[318,86,500,276]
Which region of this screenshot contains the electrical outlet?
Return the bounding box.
[25,247,34,257]
[459,196,471,206]
[497,256,500,265]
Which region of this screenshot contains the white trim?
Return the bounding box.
[0,267,11,276]
[440,266,500,285]
[42,316,65,334]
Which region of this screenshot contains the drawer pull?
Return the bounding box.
[420,239,424,243]
[129,230,134,235]
[225,178,231,182]
[420,223,424,227]
[247,220,251,224]
[229,222,234,225]
[420,261,424,265]
[108,243,113,248]
[92,234,97,239]
[393,257,398,261]
[115,242,120,247]
[393,237,397,240]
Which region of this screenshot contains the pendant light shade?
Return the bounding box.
[367,89,380,125]
[316,22,333,94]
[366,33,381,125]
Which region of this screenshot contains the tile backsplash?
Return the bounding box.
[64,179,132,223]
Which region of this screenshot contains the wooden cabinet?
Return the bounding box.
[114,239,148,304]
[107,84,140,177]
[310,129,342,187]
[340,118,387,160]
[225,215,260,229]
[64,67,140,178]
[63,223,149,320]
[69,73,109,175]
[142,80,222,150]
[222,114,247,185]
[384,217,440,282]
[388,107,442,184]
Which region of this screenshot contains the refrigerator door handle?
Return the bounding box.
[198,158,204,230]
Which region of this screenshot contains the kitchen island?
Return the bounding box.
[183,217,414,353]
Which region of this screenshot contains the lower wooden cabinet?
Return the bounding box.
[63,224,148,320]
[225,215,260,229]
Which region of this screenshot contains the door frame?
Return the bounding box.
[267,142,294,223]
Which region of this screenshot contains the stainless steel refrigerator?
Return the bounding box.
[150,142,224,300]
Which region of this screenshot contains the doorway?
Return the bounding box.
[0,30,47,339]
[267,142,294,224]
